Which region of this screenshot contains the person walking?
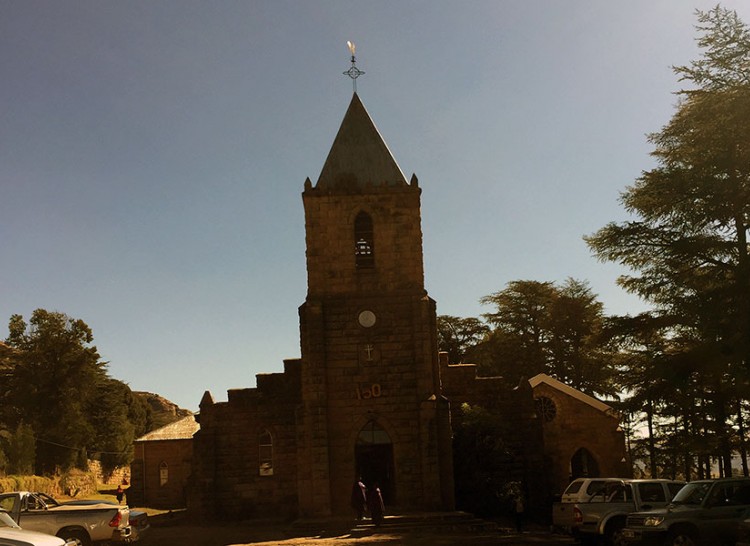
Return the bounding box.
[115,485,124,505]
[367,482,385,527]
[350,478,367,521]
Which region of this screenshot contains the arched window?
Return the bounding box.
[357,420,391,446]
[354,211,374,269]
[571,448,600,479]
[159,461,169,486]
[259,430,273,476]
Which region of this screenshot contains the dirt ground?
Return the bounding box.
[144,512,574,546]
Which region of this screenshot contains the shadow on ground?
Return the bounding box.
[144,511,575,546]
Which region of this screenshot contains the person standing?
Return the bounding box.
[514,490,525,532]
[115,485,124,505]
[367,482,385,527]
[350,478,367,520]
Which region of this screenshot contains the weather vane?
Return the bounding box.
[343,41,365,92]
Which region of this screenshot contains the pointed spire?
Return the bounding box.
[315,93,407,190]
[200,390,215,408]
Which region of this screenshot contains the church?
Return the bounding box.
[178,89,626,520]
[189,91,456,519]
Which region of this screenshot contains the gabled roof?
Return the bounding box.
[316,93,407,189]
[135,414,199,442]
[529,373,615,415]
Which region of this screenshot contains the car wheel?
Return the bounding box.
[57,529,91,546]
[609,527,627,546]
[668,531,697,546]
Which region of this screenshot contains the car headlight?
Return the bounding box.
[644,516,665,526]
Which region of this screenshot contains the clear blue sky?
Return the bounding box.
[3,1,749,412]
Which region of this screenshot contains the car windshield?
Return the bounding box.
[0,510,20,529]
[671,482,712,505]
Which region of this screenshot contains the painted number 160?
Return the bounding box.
[356,384,382,399]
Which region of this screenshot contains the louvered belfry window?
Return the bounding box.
[354,211,374,269]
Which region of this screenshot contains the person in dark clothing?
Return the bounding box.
[115,485,124,504]
[367,483,385,527]
[350,478,367,520]
[514,490,525,532]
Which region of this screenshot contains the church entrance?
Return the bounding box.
[571,447,600,479]
[355,421,394,504]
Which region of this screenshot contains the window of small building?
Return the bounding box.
[354,212,374,269]
[259,430,273,476]
[159,461,168,486]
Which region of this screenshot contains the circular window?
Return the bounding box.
[535,396,557,422]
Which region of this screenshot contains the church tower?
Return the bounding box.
[297,93,454,516]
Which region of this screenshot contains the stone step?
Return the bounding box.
[291,511,498,536]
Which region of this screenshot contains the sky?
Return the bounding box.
[3,1,750,413]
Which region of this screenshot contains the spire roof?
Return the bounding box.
[316,93,407,189]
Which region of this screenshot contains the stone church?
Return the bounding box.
[184,92,624,520]
[190,92,457,519]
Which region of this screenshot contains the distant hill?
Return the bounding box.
[134,391,193,431]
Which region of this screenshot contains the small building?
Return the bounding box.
[129,414,199,508]
[529,373,630,495]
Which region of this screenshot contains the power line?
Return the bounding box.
[32,435,131,456]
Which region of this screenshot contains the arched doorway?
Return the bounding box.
[355,421,394,504]
[570,447,600,479]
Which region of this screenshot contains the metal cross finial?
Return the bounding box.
[343,40,365,92]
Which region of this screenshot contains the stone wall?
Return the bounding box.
[87,460,129,486]
[129,438,192,508]
[533,381,630,495]
[190,359,302,520]
[297,180,454,517]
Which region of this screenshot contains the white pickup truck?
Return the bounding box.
[569,479,685,545]
[553,477,625,532]
[0,491,132,546]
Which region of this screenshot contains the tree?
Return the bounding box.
[4,422,36,475]
[586,6,750,476]
[436,315,489,363]
[89,379,138,475]
[452,403,516,518]
[5,310,104,472]
[3,309,148,475]
[476,279,614,395]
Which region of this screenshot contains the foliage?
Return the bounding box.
[2,309,148,475]
[4,422,36,476]
[436,315,489,363]
[452,403,517,518]
[0,470,97,497]
[476,278,614,396]
[0,475,54,494]
[587,6,750,477]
